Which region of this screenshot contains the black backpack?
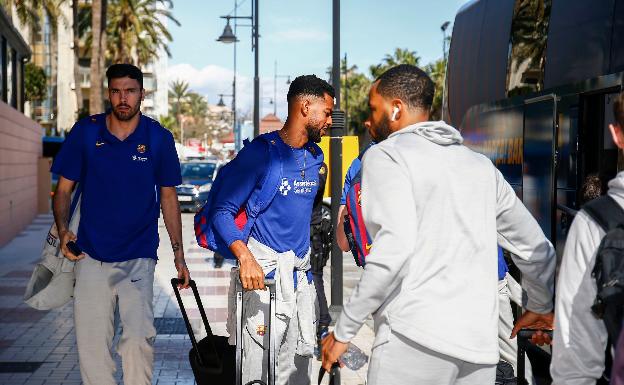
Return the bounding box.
[584,195,624,342]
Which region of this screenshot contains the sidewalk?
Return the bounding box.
[0,213,373,385]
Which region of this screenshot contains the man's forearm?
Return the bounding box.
[161,192,183,257]
[53,190,72,234]
[336,205,350,252]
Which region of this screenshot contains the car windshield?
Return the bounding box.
[180,163,216,180]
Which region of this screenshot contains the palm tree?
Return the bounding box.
[89,0,106,114]
[187,92,207,122]
[370,48,421,78]
[425,58,447,120]
[106,0,179,66]
[169,79,190,118]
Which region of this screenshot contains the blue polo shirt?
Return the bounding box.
[51,113,182,262]
[212,131,324,258]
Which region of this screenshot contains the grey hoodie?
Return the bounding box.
[333,121,556,365]
[551,172,624,384]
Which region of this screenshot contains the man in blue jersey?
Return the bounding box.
[212,75,334,384]
[52,64,190,385]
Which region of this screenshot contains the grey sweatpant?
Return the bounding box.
[74,254,156,385]
[367,331,496,385]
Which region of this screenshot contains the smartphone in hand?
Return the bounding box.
[66,241,82,256]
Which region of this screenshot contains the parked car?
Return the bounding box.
[176,161,219,212]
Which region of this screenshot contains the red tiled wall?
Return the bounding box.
[0,101,42,246]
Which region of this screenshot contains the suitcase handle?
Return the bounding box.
[318,363,340,385]
[517,328,553,340]
[170,278,219,368]
[516,328,553,385]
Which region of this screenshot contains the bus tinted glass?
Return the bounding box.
[507,0,552,97]
[545,0,615,89]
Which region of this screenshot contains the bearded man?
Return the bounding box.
[51,63,190,385]
[209,74,334,384]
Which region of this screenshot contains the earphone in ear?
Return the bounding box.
[391,107,399,121]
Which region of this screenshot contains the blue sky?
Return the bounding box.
[166,0,468,119]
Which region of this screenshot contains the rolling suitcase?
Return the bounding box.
[235,278,277,385]
[171,278,236,384]
[172,277,277,385]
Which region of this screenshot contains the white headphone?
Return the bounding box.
[391,106,399,121]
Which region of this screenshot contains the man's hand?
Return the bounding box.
[59,230,84,261]
[321,332,348,372]
[239,254,265,290]
[511,310,554,346]
[174,255,190,289]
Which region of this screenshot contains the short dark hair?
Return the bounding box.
[106,63,143,88]
[375,64,434,111]
[287,75,335,104]
[580,173,602,204]
[614,92,624,127]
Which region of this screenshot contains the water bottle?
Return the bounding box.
[320,330,369,371]
[339,343,369,371]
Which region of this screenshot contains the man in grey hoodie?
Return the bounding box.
[321,64,556,384]
[551,92,624,384]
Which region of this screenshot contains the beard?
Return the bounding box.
[112,100,141,121]
[370,112,393,142]
[305,116,325,143]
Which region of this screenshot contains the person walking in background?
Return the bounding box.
[551,92,624,384]
[51,63,190,385]
[322,64,556,385]
[309,162,332,356]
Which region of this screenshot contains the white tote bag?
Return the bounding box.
[23,193,81,310]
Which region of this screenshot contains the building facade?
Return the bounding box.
[0,6,44,246]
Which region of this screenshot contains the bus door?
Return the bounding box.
[578,89,622,202]
[523,94,559,242]
[555,95,580,258]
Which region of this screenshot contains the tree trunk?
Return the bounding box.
[72,0,83,117]
[50,16,58,130]
[89,0,103,114]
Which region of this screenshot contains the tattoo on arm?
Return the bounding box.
[172,242,181,252]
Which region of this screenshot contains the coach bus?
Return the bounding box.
[445,0,624,255]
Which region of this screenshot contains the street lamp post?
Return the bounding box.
[441,21,451,62]
[273,60,291,116]
[329,0,345,324]
[217,0,260,138]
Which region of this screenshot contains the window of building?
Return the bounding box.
[506,0,552,97]
[0,36,4,102]
[6,45,14,106]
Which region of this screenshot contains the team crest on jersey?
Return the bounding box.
[137,144,147,153]
[319,166,326,175]
[256,325,266,336]
[357,189,362,206]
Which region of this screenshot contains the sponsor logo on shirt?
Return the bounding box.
[279,178,292,196]
[293,179,317,194]
[132,155,148,162]
[279,178,318,196]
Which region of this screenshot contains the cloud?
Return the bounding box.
[167,63,290,120]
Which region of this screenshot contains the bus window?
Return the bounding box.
[506,0,552,97]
